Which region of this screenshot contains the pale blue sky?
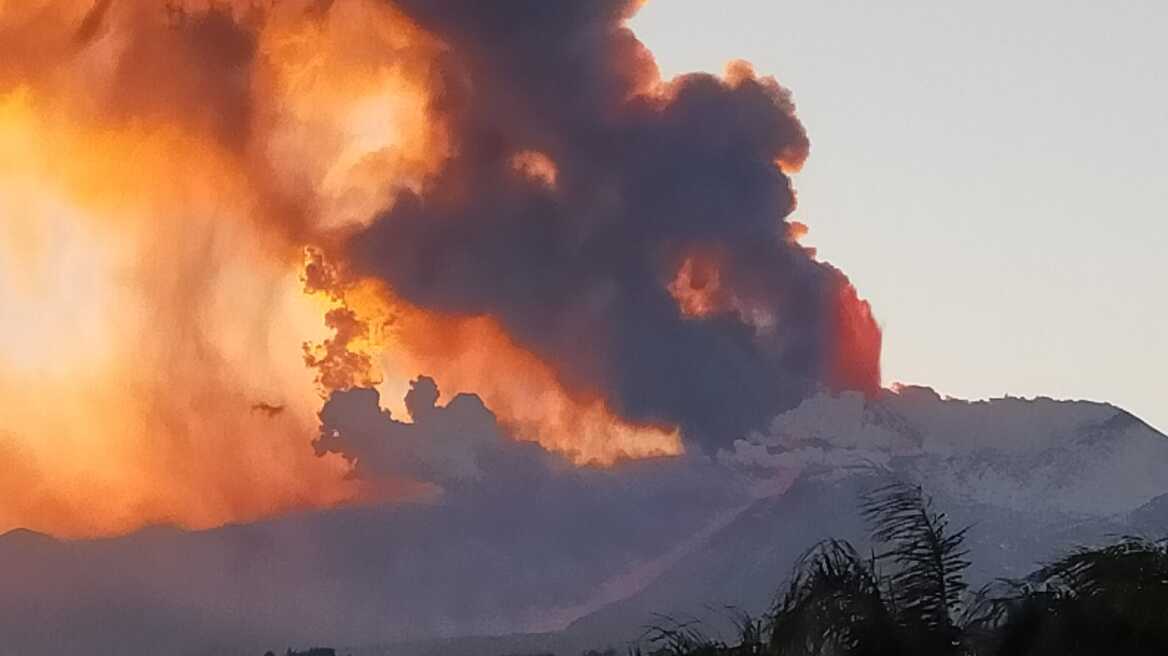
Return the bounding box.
[631,1,1166,431]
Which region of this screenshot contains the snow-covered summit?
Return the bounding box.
[721,386,1168,516]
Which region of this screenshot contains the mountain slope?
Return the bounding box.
[0,389,1164,656]
[556,390,1168,652]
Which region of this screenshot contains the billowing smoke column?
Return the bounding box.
[0,0,879,537]
[349,0,882,450]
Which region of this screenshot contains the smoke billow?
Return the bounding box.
[0,0,442,536]
[314,377,522,491]
[348,0,881,451]
[0,0,880,536]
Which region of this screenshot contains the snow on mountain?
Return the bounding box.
[0,388,1164,655]
[548,388,1168,652]
[721,386,1168,516]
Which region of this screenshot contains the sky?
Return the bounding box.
[632,0,1167,432]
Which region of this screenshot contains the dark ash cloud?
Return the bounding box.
[348,0,881,451]
[314,376,558,491]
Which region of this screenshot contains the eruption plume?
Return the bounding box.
[0,0,880,537]
[350,1,882,451]
[0,0,441,536]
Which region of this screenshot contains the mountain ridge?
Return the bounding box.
[0,389,1164,655]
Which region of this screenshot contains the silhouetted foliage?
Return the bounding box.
[760,482,974,655]
[976,536,1168,656]
[631,481,1167,656]
[863,481,971,654]
[282,648,336,656]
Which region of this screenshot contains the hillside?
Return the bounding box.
[0,388,1164,656]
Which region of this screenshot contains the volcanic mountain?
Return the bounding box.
[1,387,1163,656]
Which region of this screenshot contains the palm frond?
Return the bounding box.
[861,481,970,649]
[768,539,902,655]
[640,614,727,655]
[967,537,1168,656]
[1032,536,1168,634]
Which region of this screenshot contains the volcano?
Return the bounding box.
[0,388,1163,655]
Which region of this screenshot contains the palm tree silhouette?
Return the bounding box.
[637,481,1167,656]
[980,536,1168,656]
[766,481,977,655]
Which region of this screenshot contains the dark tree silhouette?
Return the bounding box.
[764,481,976,656]
[633,482,1167,656]
[981,537,1168,656]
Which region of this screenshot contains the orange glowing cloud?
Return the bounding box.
[510,150,559,189]
[0,0,879,539]
[667,250,778,333]
[829,282,883,395]
[668,252,729,319]
[0,0,447,537]
[300,253,682,466]
[384,303,683,465]
[0,0,681,536]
